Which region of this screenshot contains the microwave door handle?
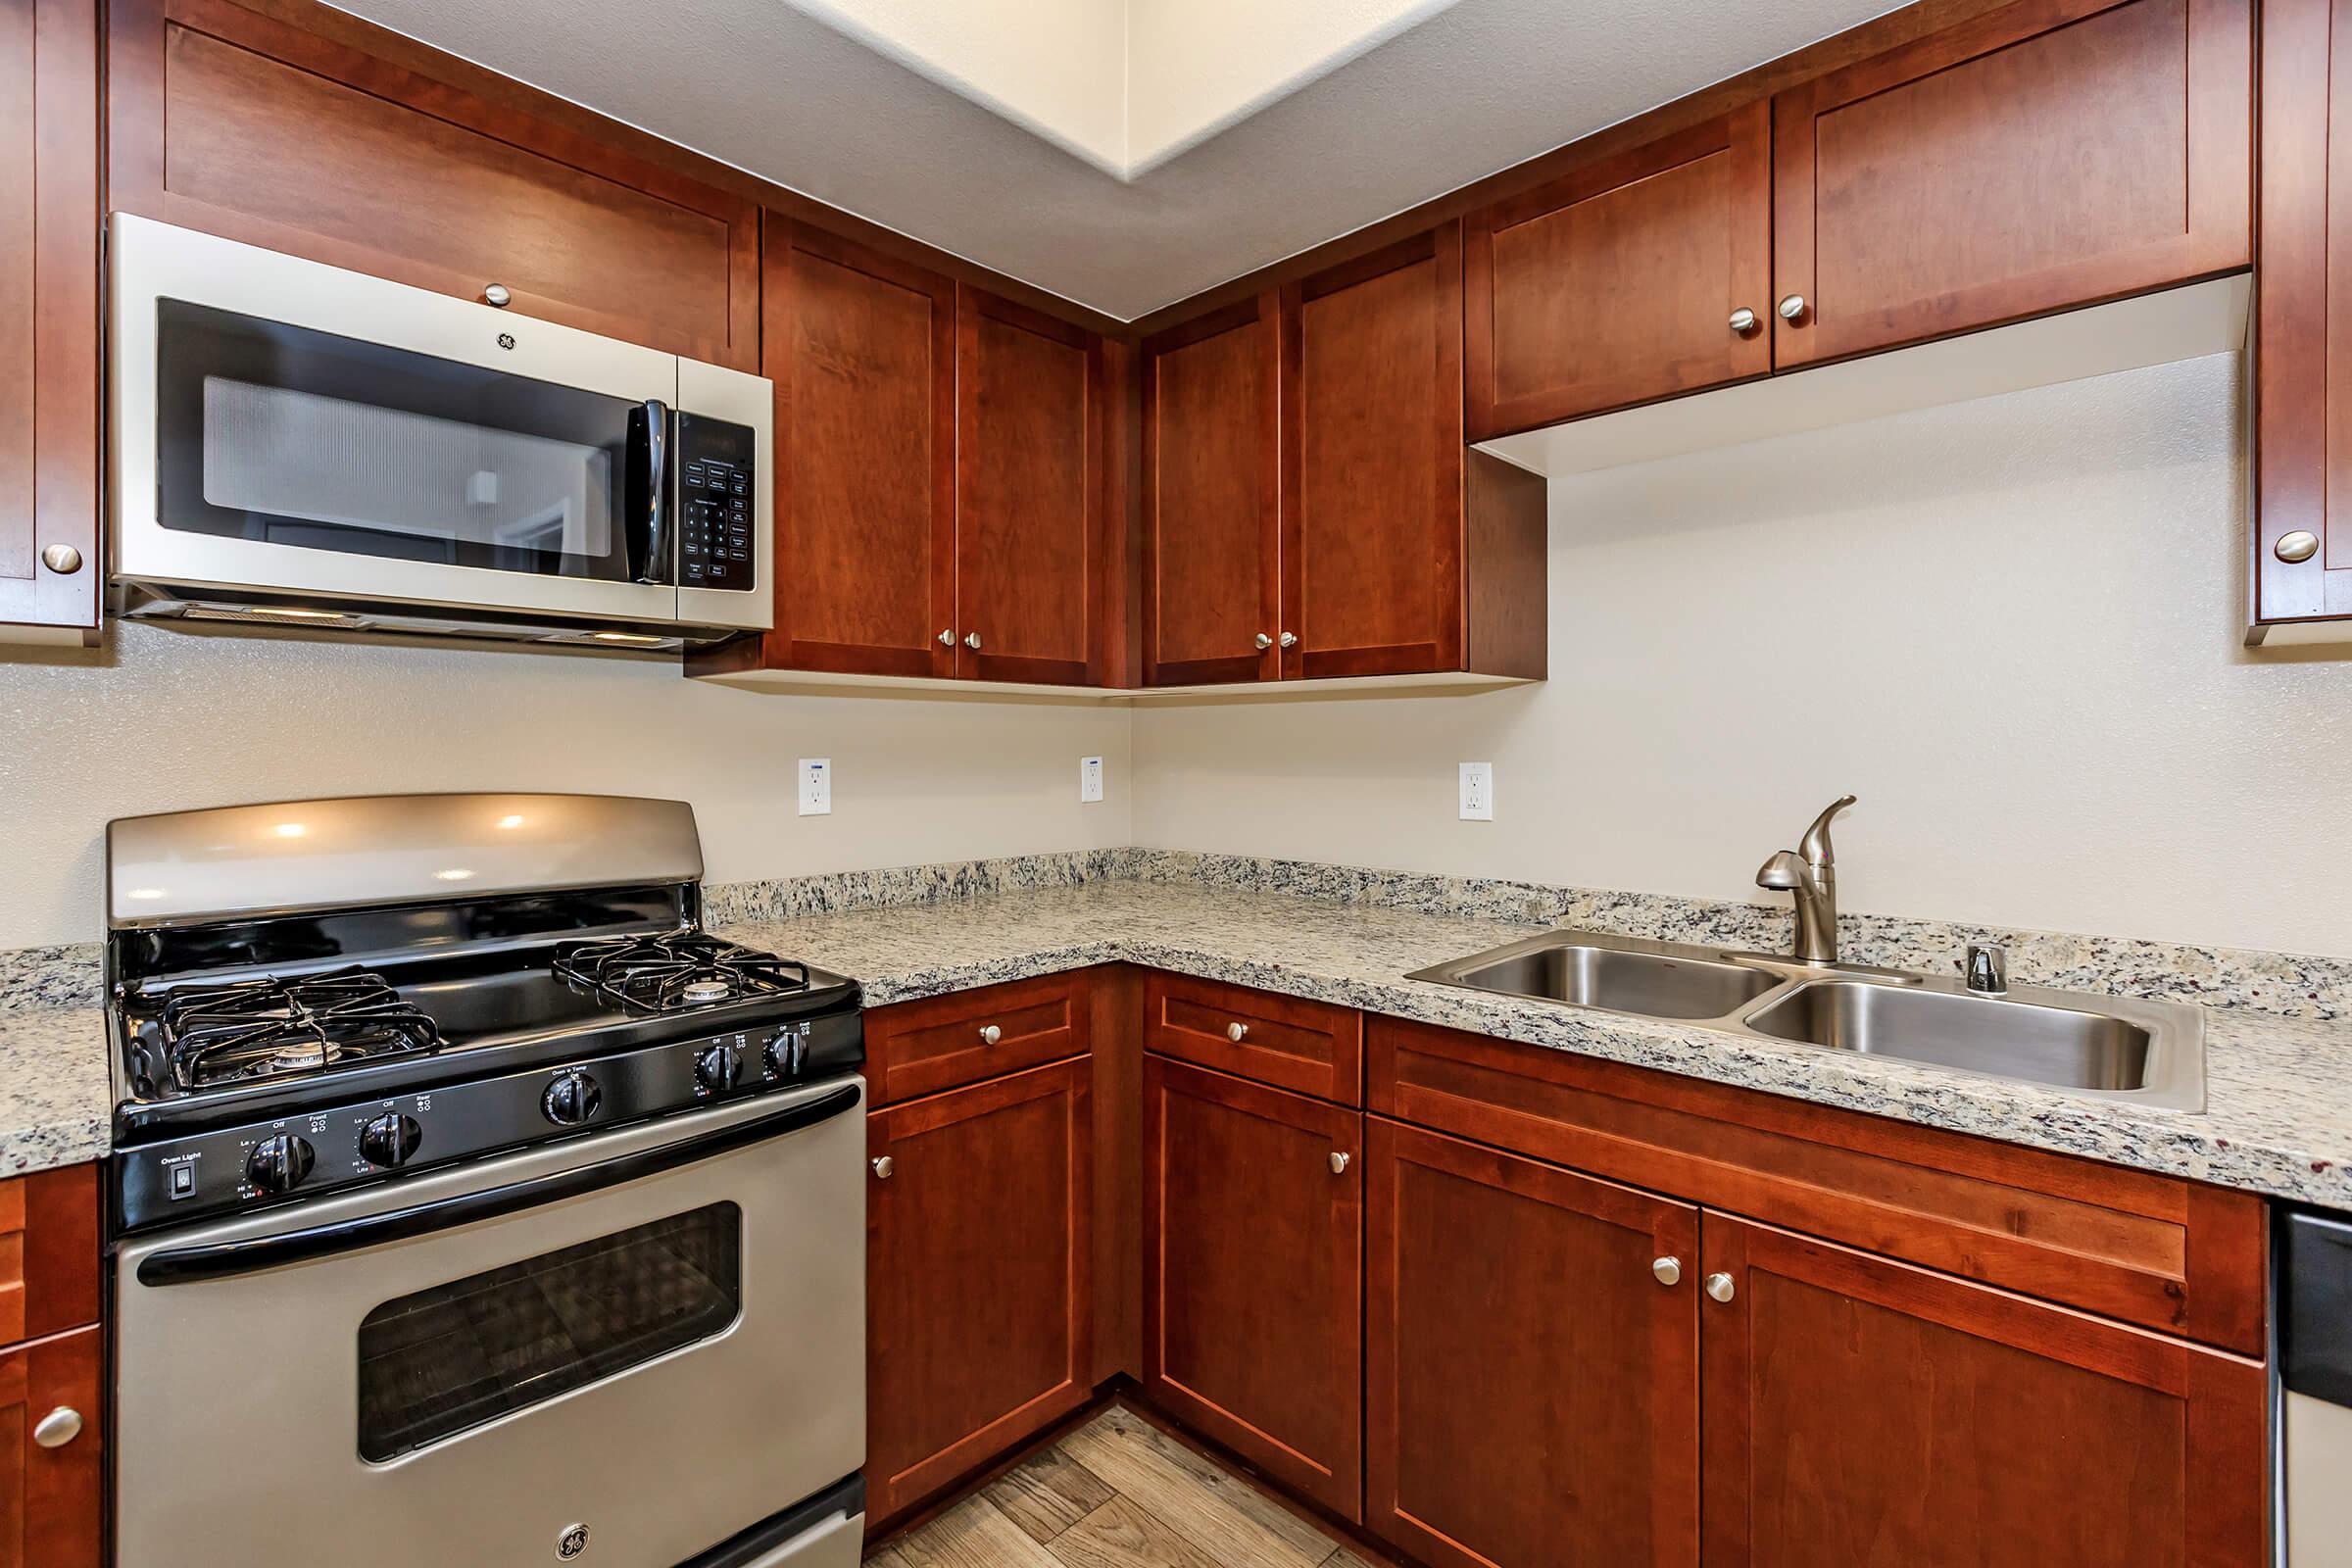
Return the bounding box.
[134,1082,860,1287]
[629,398,670,585]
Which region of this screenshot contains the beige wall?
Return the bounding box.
[0,625,1131,949]
[1135,352,2352,959]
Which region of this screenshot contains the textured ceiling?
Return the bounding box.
[332,0,1901,319]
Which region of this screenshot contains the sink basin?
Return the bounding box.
[1741,979,2203,1110]
[1408,932,1781,1020]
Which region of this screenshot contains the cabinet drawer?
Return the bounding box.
[1144,972,1362,1102]
[1367,1015,2265,1352]
[0,1165,99,1349]
[866,972,1091,1105]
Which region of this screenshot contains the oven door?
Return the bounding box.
[111,214,687,624]
[113,1078,865,1568]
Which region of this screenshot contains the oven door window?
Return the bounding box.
[356,1202,741,1462]
[156,299,659,582]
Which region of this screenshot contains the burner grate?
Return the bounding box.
[553,933,810,1012]
[151,968,445,1090]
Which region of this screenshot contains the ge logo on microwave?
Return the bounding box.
[556,1523,590,1559]
[497,332,516,351]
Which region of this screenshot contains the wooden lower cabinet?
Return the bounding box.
[1365,1118,1699,1568]
[1699,1213,2268,1567]
[1142,1056,1361,1519]
[0,1327,102,1568]
[866,1058,1094,1525]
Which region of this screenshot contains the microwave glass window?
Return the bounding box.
[156,300,652,582]
[356,1202,741,1462]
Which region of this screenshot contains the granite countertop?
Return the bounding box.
[7,877,2350,1204]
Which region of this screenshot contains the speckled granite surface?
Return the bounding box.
[0,1006,111,1175]
[715,878,2352,1209]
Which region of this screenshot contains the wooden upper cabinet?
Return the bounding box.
[956,286,1109,686]
[1366,1120,1699,1568]
[1465,103,1772,439]
[1141,296,1281,687]
[1282,224,1545,682]
[761,217,956,677]
[1772,0,2251,369]
[1701,1214,2267,1568]
[106,0,760,368]
[0,0,100,636]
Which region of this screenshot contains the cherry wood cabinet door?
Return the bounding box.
[1700,1214,2267,1568]
[1141,296,1281,686]
[1143,1057,1361,1520]
[1771,0,2251,369]
[762,216,956,678]
[956,286,1108,686]
[1280,225,1465,680]
[0,1327,102,1568]
[1366,1120,1699,1568]
[107,0,760,368]
[867,1060,1094,1525]
[1465,103,1771,439]
[0,0,100,634]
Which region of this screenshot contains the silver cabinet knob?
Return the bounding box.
[1329,1151,1350,1175]
[1651,1256,1683,1287]
[1777,294,1808,322]
[1225,1021,1249,1043]
[1279,632,1298,649]
[871,1156,894,1180]
[978,1024,1002,1046]
[964,632,981,650]
[2277,530,2322,564]
[1729,308,1759,335]
[1704,1271,1737,1303]
[1254,633,1274,650]
[937,628,956,646]
[39,543,82,575]
[32,1407,81,1449]
[483,283,512,307]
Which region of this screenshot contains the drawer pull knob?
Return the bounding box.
[1651,1256,1683,1287]
[1279,631,1298,649]
[1226,1021,1249,1043]
[1329,1151,1350,1175]
[1777,294,1808,322]
[39,543,82,575]
[1728,307,1758,335]
[871,1156,895,1180]
[978,1024,1002,1046]
[964,632,982,651]
[937,628,956,646]
[2277,530,2322,564]
[1705,1271,1737,1304]
[1254,632,1274,650]
[32,1408,81,1449]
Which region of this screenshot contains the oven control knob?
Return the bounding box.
[359,1112,424,1168]
[763,1028,804,1078]
[246,1133,316,1195]
[542,1070,604,1127]
[695,1042,742,1093]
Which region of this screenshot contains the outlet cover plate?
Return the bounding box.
[799,758,831,816]
[1080,757,1104,803]
[1459,761,1494,821]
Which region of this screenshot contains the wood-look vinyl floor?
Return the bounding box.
[865,1406,1375,1568]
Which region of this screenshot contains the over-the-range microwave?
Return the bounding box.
[108,214,771,651]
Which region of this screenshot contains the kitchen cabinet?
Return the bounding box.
[1280,224,1545,682]
[1142,970,1361,1102]
[956,286,1112,686]
[1140,295,1282,686]
[1141,1056,1361,1518]
[757,216,956,678]
[0,1327,102,1568]
[2254,0,2352,633]
[1770,0,2250,369]
[865,971,1091,1106]
[1365,1118,1699,1568]
[107,0,760,368]
[0,0,100,637]
[866,1058,1094,1525]
[1464,104,1772,439]
[1700,1213,2266,1566]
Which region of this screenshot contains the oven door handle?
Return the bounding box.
[135,1084,861,1287]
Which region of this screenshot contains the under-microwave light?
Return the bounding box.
[588,631,668,646]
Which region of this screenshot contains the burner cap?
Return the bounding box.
[680,979,733,1004]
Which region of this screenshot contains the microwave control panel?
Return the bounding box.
[674,412,756,591]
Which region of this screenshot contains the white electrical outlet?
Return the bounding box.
[1080,757,1104,803]
[798,758,832,816]
[1459,761,1494,821]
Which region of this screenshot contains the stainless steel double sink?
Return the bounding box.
[1405,929,2204,1111]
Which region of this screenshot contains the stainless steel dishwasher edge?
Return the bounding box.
[2278,1207,2352,1566]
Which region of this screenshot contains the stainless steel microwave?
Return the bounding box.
[108,215,771,650]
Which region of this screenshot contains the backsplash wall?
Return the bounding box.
[1134,351,2352,960]
[0,623,1132,949]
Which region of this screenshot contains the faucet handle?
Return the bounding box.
[1755,849,1806,891]
[1961,944,2008,995]
[1798,794,1858,867]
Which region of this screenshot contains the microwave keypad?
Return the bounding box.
[673,413,757,591]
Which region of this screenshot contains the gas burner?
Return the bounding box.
[553,932,811,1013]
[147,969,444,1091]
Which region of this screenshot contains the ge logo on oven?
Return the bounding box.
[556,1523,591,1559]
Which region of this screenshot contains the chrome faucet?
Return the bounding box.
[1755,795,1856,964]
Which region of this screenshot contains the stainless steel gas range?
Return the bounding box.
[103,793,866,1568]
